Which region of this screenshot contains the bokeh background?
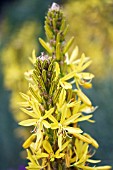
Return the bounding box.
[0,0,113,169]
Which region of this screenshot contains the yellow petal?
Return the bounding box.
[43,140,53,154]
[49,115,58,124]
[51,123,59,129]
[35,152,49,159]
[27,149,37,165]
[84,133,99,149]
[20,108,39,118]
[70,46,78,63]
[96,166,112,170]
[19,119,37,126]
[82,83,92,89]
[77,165,112,170]
[55,140,70,155]
[64,113,81,126]
[67,101,80,108]
[59,88,66,107]
[73,133,92,144]
[77,90,92,106]
[65,127,83,134]
[78,72,94,80]
[32,102,41,118]
[87,159,101,164]
[60,103,67,124]
[42,120,51,128]
[43,108,54,120]
[60,80,72,89]
[61,71,76,81]
[58,133,62,151]
[74,114,93,123]
[81,105,98,114]
[23,134,36,149]
[55,153,65,158]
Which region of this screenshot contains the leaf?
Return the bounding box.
[39,38,52,54]
[19,119,37,126]
[43,140,53,154]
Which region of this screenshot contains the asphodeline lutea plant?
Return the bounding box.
[19,3,112,170]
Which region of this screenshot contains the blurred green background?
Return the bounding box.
[0,0,113,169]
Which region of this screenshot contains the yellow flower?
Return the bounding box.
[70,138,111,170]
[19,107,54,148]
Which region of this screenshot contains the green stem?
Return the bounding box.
[58,164,63,170]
